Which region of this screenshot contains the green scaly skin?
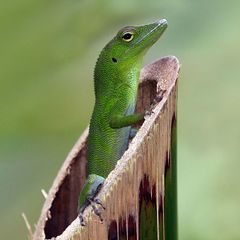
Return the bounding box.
[78,19,168,225]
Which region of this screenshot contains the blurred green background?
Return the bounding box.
[1,0,239,239]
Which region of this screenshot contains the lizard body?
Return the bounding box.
[78,19,168,224]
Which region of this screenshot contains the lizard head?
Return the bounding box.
[102,19,168,66]
[94,19,168,88]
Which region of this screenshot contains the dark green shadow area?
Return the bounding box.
[164,113,178,240]
[139,175,162,240]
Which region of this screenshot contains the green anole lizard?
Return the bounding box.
[78,19,168,225]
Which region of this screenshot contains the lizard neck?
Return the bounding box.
[94,51,143,100]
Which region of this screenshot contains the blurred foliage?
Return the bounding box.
[0,0,240,239]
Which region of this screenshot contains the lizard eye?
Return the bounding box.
[122,32,134,42]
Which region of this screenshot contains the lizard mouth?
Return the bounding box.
[156,18,168,26]
[138,19,167,49]
[134,19,168,46]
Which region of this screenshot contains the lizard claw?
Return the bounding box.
[79,212,86,226]
[94,198,105,210]
[153,95,163,104]
[144,109,154,118]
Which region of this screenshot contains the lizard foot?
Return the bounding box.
[94,198,106,210]
[89,198,105,223]
[78,198,105,225]
[144,94,164,118]
[78,174,105,226]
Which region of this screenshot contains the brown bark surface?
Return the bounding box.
[33,56,180,240]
